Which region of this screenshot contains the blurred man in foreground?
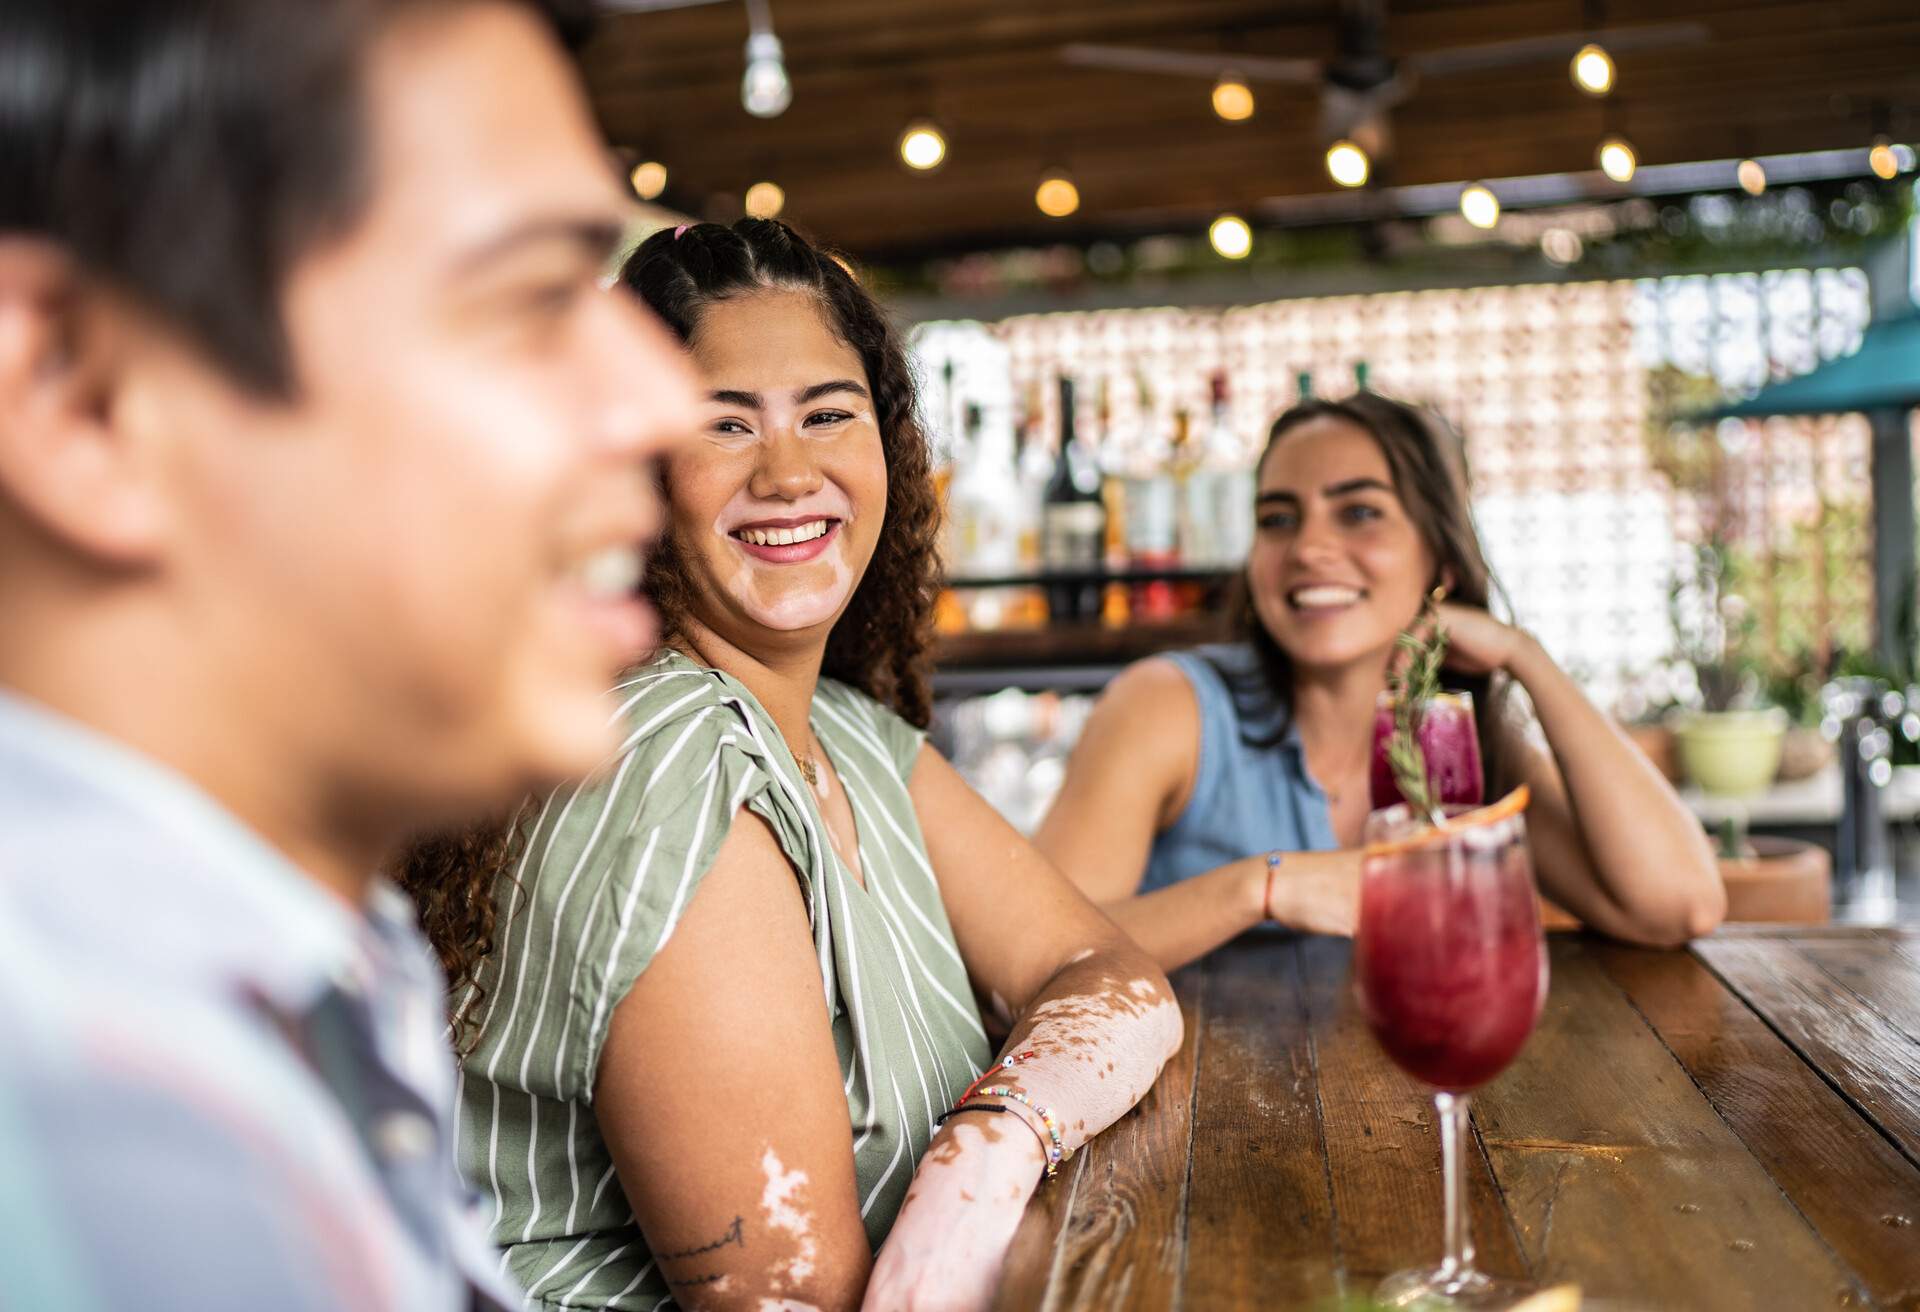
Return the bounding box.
[0,1,698,1306]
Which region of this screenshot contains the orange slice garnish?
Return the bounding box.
[1363,784,1531,859]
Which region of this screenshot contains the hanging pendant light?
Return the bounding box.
[1571,43,1614,96]
[1325,140,1370,188]
[1035,170,1080,218]
[1208,213,1253,259]
[1597,135,1637,183]
[899,120,948,171]
[1459,184,1500,229]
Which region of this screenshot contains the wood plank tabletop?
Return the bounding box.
[993,926,1920,1312]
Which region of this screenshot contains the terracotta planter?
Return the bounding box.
[1718,836,1831,924]
[1674,708,1788,796]
[1776,725,1836,782]
[1539,836,1831,931]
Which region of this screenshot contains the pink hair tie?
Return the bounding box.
[672,223,691,240]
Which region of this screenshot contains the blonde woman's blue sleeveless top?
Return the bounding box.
[1139,643,1339,892]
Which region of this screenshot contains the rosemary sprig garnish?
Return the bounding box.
[1386,600,1450,828]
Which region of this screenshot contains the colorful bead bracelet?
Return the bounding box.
[971,1086,1067,1178]
[943,1051,1070,1180]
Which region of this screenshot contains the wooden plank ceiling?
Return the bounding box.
[579,0,1920,259]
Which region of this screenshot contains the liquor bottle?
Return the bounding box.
[1095,376,1128,568]
[931,359,966,634]
[1170,404,1215,573]
[1041,375,1106,623]
[1205,371,1256,564]
[1093,377,1131,626]
[948,401,1023,629]
[1013,378,1051,572]
[1007,378,1054,629]
[1119,371,1180,620]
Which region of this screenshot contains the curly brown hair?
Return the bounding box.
[394,218,942,1049]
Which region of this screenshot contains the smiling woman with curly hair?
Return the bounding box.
[397,218,1180,1312]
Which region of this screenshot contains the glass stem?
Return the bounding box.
[1435,1090,1477,1286]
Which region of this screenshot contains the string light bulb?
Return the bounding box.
[744,180,785,219]
[1870,137,1900,181]
[898,121,947,171]
[1541,228,1583,265]
[1597,135,1637,182]
[1035,171,1080,218]
[1211,74,1255,122]
[741,31,791,118]
[629,160,668,201]
[1208,213,1253,259]
[1325,140,1370,188]
[1736,158,1767,196]
[1570,43,1614,96]
[1459,183,1500,230]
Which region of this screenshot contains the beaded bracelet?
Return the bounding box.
[948,1052,1069,1180]
[936,1099,1059,1180]
[966,1086,1067,1179]
[955,1050,1036,1108]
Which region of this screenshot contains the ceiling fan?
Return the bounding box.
[1062,0,1707,173]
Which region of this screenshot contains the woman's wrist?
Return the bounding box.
[1244,853,1275,923]
[1264,850,1362,937]
[1502,628,1552,684]
[1262,852,1299,924]
[923,1114,1048,1201]
[944,1104,1048,1165]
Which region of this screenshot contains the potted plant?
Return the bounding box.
[1666,539,1788,796]
[1764,655,1839,781]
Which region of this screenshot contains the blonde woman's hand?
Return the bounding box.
[1262,852,1361,937]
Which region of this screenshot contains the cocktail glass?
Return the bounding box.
[1371,690,1484,812]
[1354,796,1548,1308]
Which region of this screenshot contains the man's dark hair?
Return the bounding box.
[0,0,593,397]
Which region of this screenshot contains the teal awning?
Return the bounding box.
[1698,314,1920,418]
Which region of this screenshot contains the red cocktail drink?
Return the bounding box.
[1370,691,1484,812]
[1356,816,1545,1091]
[1355,795,1546,1308]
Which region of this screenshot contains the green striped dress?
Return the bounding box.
[454,651,992,1310]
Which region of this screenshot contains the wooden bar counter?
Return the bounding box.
[993,926,1920,1311]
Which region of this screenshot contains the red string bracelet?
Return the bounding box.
[954,1050,1037,1108]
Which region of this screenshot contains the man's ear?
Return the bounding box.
[0,239,172,565]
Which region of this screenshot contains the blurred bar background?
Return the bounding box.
[578,0,1920,919]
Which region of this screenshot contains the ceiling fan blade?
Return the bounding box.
[1060,43,1322,85]
[1408,21,1709,79]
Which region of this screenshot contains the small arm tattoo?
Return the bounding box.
[660,1215,745,1262]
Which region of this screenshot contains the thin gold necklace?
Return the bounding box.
[1309,734,1373,807]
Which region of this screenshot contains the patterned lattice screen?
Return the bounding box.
[973,268,1876,710]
